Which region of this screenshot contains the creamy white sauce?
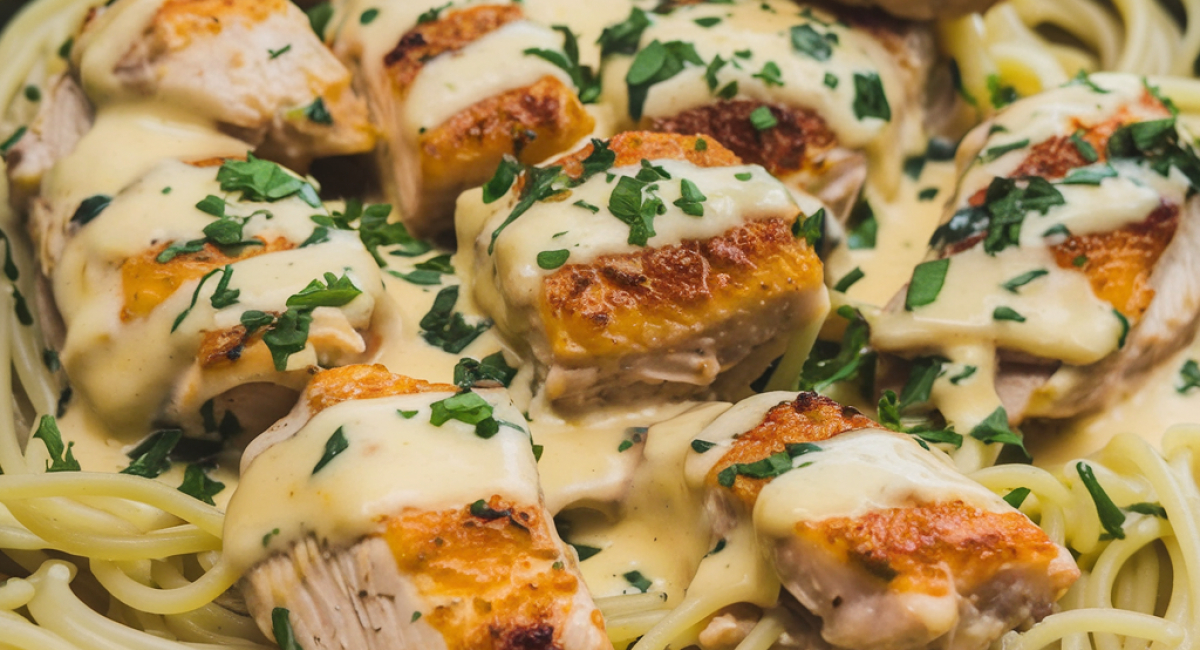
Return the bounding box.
[752,427,1011,539]
[223,388,538,572]
[599,0,899,151]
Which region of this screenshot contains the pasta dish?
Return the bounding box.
[0,0,1198,649]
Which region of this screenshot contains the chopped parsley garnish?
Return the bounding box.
[799,305,872,392]
[398,410,418,419]
[430,390,498,438]
[734,172,753,181]
[217,155,320,207]
[1067,69,1109,94]
[716,443,820,487]
[694,16,722,27]
[1043,224,1071,239]
[302,97,333,125]
[272,608,303,650]
[411,611,422,623]
[905,258,949,310]
[1002,269,1048,293]
[1004,487,1031,508]
[483,156,520,204]
[419,286,492,353]
[626,40,704,121]
[749,105,778,131]
[469,499,510,520]
[930,176,1064,254]
[793,207,825,248]
[312,427,349,474]
[71,194,112,226]
[1177,359,1200,394]
[178,464,225,505]
[285,272,363,309]
[1114,309,1129,348]
[24,85,40,102]
[970,407,1028,457]
[1069,130,1099,163]
[488,164,568,253]
[608,175,664,246]
[122,429,182,478]
[832,266,864,293]
[877,391,963,449]
[1127,502,1168,519]
[43,349,60,372]
[790,23,833,61]
[716,80,739,99]
[265,309,313,370]
[898,356,945,409]
[0,126,26,156]
[950,365,977,384]
[209,265,240,309]
[1073,255,1088,267]
[537,249,571,269]
[1061,164,1117,185]
[993,306,1026,322]
[574,200,599,213]
[752,61,784,87]
[524,26,601,103]
[694,138,708,151]
[987,74,1018,108]
[360,8,379,23]
[598,7,651,57]
[918,188,939,201]
[268,44,291,59]
[171,267,224,332]
[306,2,334,38]
[846,199,877,249]
[852,72,890,121]
[417,2,452,24]
[454,351,517,388]
[691,439,716,453]
[262,528,280,546]
[33,415,80,472]
[823,72,838,89]
[1076,461,1125,539]
[623,570,653,593]
[673,179,707,216]
[980,139,1030,163]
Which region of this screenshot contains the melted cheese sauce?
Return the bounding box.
[599,0,898,149]
[223,389,538,573]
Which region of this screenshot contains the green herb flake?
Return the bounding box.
[993,306,1026,322]
[1003,487,1031,509]
[625,40,704,121]
[122,429,182,478]
[272,608,304,650]
[524,25,601,104]
[607,175,662,246]
[178,464,225,505]
[716,80,739,100]
[416,2,452,24]
[1076,462,1126,540]
[33,415,80,472]
[454,351,518,388]
[1073,255,1088,267]
[1126,502,1168,519]
[798,305,871,392]
[598,7,650,57]
[262,528,280,547]
[312,427,349,474]
[1114,309,1129,348]
[898,356,945,409]
[987,74,1018,108]
[217,154,320,207]
[905,258,949,310]
[411,611,422,623]
[752,61,784,87]
[790,23,832,61]
[268,44,292,59]
[398,410,419,419]
[673,178,707,216]
[749,105,778,131]
[302,97,333,125]
[1002,269,1048,293]
[980,139,1030,163]
[691,439,716,453]
[24,85,40,102]
[918,187,939,201]
[1069,130,1099,163]
[1061,164,1117,186]
[419,285,492,353]
[1177,359,1200,394]
[430,391,497,438]
[360,8,379,24]
[573,200,600,213]
[793,207,825,249]
[70,194,112,226]
[833,267,864,293]
[263,308,314,371]
[306,2,334,38]
[852,72,890,121]
[950,365,977,385]
[286,272,362,309]
[734,172,753,181]
[694,16,722,27]
[970,407,1028,457]
[623,570,653,593]
[483,156,520,203]
[537,249,571,270]
[0,126,26,156]
[823,72,838,89]
[694,138,708,151]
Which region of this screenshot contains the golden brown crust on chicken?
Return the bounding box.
[120,238,293,321]
[383,496,595,650]
[556,131,743,178]
[384,4,524,96]
[420,75,595,209]
[650,101,836,178]
[795,501,1077,599]
[705,393,874,506]
[304,364,456,414]
[541,218,820,362]
[153,0,289,47]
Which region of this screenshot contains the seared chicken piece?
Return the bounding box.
[872,73,1200,422]
[5,74,93,212]
[51,156,395,435]
[333,1,595,238]
[600,0,932,217]
[685,392,1079,650]
[72,0,374,169]
[226,364,610,650]
[826,0,1001,20]
[457,132,830,410]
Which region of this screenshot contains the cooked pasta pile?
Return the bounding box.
[0,1,1197,650]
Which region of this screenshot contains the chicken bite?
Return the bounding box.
[599,0,932,218]
[333,1,596,239]
[51,156,396,435]
[871,73,1200,423]
[457,132,830,411]
[73,0,374,169]
[684,391,1079,650]
[227,364,610,650]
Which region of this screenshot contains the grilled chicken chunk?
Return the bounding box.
[601,1,932,217]
[457,132,830,411]
[685,392,1078,650]
[5,74,93,212]
[333,0,595,239]
[872,73,1200,422]
[51,157,394,435]
[73,0,374,169]
[227,364,610,650]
